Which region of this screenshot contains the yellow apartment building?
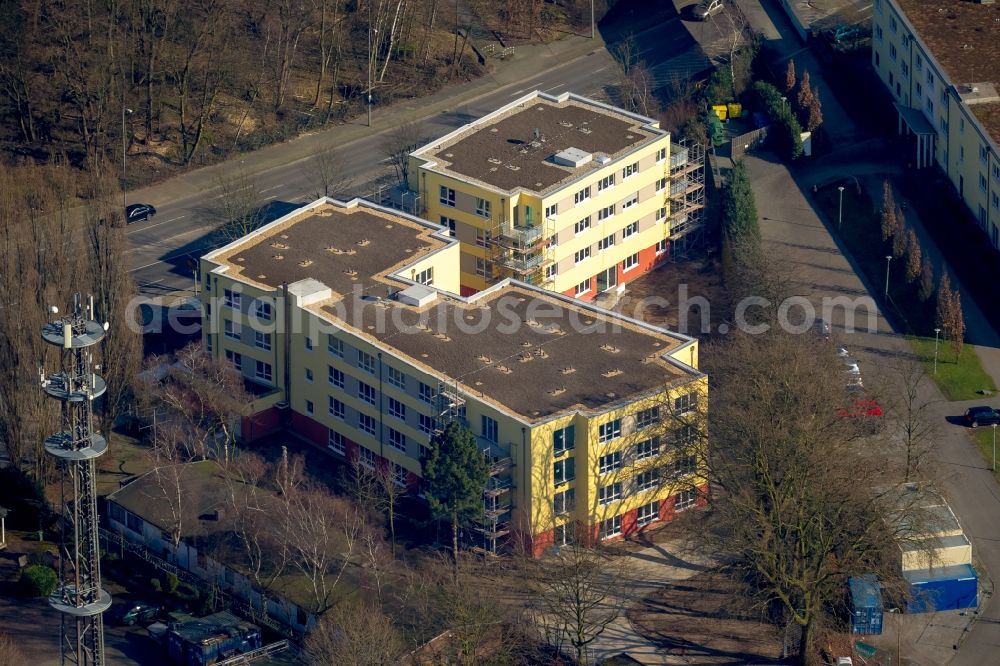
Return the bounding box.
[871,0,1000,243]
[407,91,705,299]
[200,197,707,556]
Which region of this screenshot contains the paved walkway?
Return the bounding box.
[731,0,1000,663]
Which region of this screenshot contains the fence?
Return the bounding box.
[730,126,770,160]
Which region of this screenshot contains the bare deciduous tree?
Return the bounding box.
[886,359,938,482]
[880,180,900,242]
[0,631,24,666]
[214,168,267,243]
[784,59,796,94]
[308,147,351,198]
[303,601,405,666]
[905,229,922,284]
[381,120,424,185]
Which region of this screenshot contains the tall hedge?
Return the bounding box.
[19,565,57,597]
[752,81,804,161]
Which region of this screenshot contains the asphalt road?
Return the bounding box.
[124,8,732,295]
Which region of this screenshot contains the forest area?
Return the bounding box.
[0,0,605,190]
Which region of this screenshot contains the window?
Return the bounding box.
[901,62,909,78]
[358,350,376,374]
[874,52,880,67]
[329,366,344,388]
[598,174,615,191]
[224,319,241,341]
[623,253,639,272]
[926,71,934,87]
[875,25,883,41]
[328,335,344,357]
[889,44,896,61]
[656,177,667,192]
[388,397,406,420]
[125,511,143,534]
[253,300,272,321]
[674,392,696,414]
[670,453,698,478]
[359,446,376,468]
[598,234,615,251]
[206,333,213,354]
[994,164,1000,182]
[655,207,667,223]
[916,81,922,96]
[419,413,436,434]
[637,501,660,526]
[960,146,965,162]
[656,147,667,162]
[889,15,896,33]
[328,430,345,455]
[915,54,922,70]
[980,173,988,193]
[598,418,622,443]
[545,264,558,279]
[622,222,638,239]
[545,204,558,218]
[656,239,668,254]
[635,469,659,491]
[599,482,622,505]
[358,413,376,436]
[553,425,576,454]
[574,247,591,263]
[223,288,241,310]
[481,415,499,443]
[414,267,434,286]
[386,366,406,390]
[636,437,660,461]
[597,205,615,222]
[622,162,638,179]
[358,382,377,405]
[305,400,314,415]
[392,462,407,487]
[225,349,242,369]
[439,186,455,207]
[305,368,313,383]
[621,192,639,209]
[940,89,947,106]
[554,457,575,484]
[574,186,591,204]
[475,228,491,247]
[388,427,406,452]
[574,216,591,235]
[255,331,271,351]
[475,197,491,218]
[475,257,493,278]
[901,33,909,48]
[599,452,623,475]
[674,489,697,511]
[554,488,575,515]
[981,146,990,164]
[875,0,882,13]
[992,191,999,211]
[635,407,660,428]
[304,337,314,351]
[599,515,622,539]
[674,424,698,447]
[329,397,345,419]
[255,361,272,383]
[575,279,591,296]
[419,382,436,404]
[440,216,456,237]
[926,98,934,115]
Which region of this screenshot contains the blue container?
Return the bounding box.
[904,564,978,613]
[849,575,884,635]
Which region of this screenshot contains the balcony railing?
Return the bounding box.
[500,224,544,245]
[501,252,543,273]
[670,179,691,196]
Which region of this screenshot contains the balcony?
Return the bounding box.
[501,252,544,273]
[669,147,689,169]
[500,224,544,245]
[670,179,691,196]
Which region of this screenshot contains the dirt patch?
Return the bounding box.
[617,255,728,338]
[627,571,785,663]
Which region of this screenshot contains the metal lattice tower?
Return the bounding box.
[40,294,111,666]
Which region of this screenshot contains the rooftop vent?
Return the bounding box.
[561,367,576,375]
[357,238,370,246]
[477,355,492,363]
[601,344,620,353]
[553,147,593,168]
[602,368,623,378]
[548,387,566,396]
[578,127,592,135]
[497,365,513,374]
[270,242,289,250]
[595,155,612,165]
[298,259,313,268]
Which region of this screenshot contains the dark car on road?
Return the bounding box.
[963,406,1000,428]
[125,203,157,224]
[116,602,162,626]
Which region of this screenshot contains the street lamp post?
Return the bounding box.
[591,0,595,39]
[934,327,941,375]
[837,185,845,230]
[992,423,997,472]
[888,608,901,664]
[884,255,892,299]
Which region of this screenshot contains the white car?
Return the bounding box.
[694,0,724,20]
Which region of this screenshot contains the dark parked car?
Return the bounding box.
[963,406,1000,428]
[116,602,162,626]
[125,203,157,224]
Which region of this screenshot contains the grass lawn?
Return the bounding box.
[908,336,996,401]
[970,428,1000,484]
[96,434,154,497]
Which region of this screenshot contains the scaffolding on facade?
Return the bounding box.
[40,294,112,666]
[486,213,557,288]
[667,140,707,255]
[435,381,514,555]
